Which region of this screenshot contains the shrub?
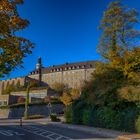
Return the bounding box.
[118,107,138,132]
[50,114,60,122]
[64,105,72,123]
[82,109,91,125]
[72,100,86,124]
[25,114,45,120]
[135,116,140,133]
[17,96,25,103]
[96,107,120,129]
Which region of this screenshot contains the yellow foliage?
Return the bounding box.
[118,86,140,102]
[60,91,72,106]
[0,0,34,77]
[70,88,80,100]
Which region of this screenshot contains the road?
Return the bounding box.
[0,123,115,140]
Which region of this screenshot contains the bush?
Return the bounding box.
[64,105,72,123]
[135,116,140,133]
[50,114,60,122]
[82,109,91,125]
[72,100,86,124]
[119,107,139,132]
[96,107,119,129]
[17,96,25,103]
[25,114,45,120]
[70,102,139,132]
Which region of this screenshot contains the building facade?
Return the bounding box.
[0,60,97,105]
[29,60,96,88]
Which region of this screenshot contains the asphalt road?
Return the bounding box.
[0,124,115,140]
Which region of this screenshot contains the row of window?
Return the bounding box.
[30,64,93,75]
[45,70,93,77]
[50,65,92,72]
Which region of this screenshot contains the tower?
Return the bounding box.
[36,57,42,86]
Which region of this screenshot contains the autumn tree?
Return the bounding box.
[78,1,140,107]
[60,90,72,106]
[51,82,68,96]
[70,88,80,100]
[0,0,34,77]
[98,0,140,62]
[17,96,25,103]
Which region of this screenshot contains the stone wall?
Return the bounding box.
[0,104,64,119]
[0,95,9,105]
[0,108,10,118]
[0,77,25,95]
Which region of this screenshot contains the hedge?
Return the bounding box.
[64,103,140,133]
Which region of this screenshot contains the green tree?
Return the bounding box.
[0,0,34,77]
[16,80,21,89]
[98,0,140,61]
[1,82,5,94]
[24,83,30,119]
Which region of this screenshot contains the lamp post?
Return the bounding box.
[24,78,30,119]
[47,102,52,117]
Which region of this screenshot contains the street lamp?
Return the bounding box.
[47,102,52,117]
[24,77,30,119]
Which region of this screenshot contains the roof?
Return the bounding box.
[29,60,97,75]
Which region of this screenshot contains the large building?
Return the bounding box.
[0,59,97,105]
[29,59,96,88]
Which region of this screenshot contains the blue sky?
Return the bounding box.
[1,0,140,80]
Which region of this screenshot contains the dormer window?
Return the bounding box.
[69,67,72,70]
[82,65,85,68]
[88,64,92,68]
[72,66,75,69]
[77,66,80,69]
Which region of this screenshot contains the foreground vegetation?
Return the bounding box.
[64,0,140,133]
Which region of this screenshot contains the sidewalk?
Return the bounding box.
[47,122,129,138]
[45,122,140,140]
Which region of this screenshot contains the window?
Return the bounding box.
[0,102,2,106]
[82,65,85,68]
[3,101,7,105]
[77,66,80,69]
[72,66,76,69]
[69,67,72,70]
